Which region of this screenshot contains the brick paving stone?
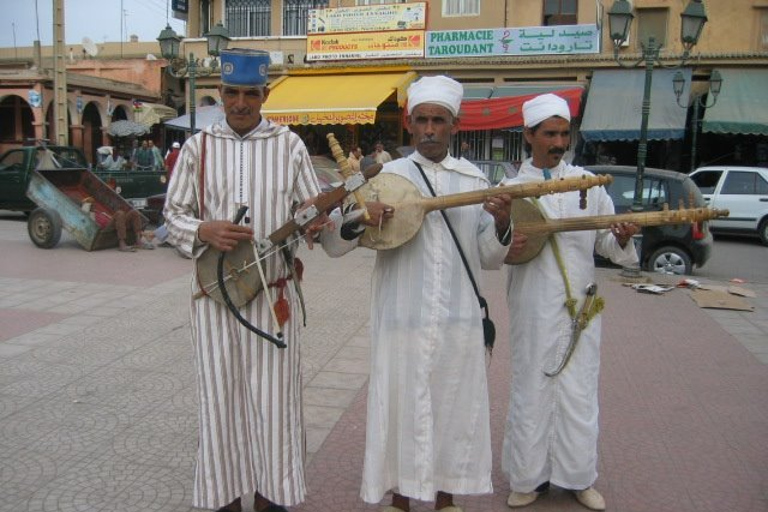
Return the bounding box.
[1,215,766,512]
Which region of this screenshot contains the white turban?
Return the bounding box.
[407,75,463,117]
[523,93,571,127]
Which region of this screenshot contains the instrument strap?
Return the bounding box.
[199,131,207,220]
[530,198,604,324]
[414,162,494,353]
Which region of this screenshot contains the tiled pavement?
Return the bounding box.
[0,215,766,512]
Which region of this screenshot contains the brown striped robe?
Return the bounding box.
[164,119,323,509]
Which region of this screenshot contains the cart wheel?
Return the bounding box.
[28,208,63,249]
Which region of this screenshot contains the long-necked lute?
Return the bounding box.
[356,173,613,250]
[505,198,730,264]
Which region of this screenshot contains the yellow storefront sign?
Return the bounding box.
[307,31,425,61]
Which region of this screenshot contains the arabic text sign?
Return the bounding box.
[264,110,378,126]
[307,31,425,61]
[308,2,426,34]
[426,25,600,58]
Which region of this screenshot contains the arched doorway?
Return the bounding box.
[111,105,128,122]
[82,102,103,164]
[0,94,35,151]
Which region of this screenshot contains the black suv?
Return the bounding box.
[584,165,713,275]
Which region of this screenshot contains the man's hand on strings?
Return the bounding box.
[298,196,334,249]
[357,201,395,227]
[197,221,253,252]
[484,192,513,235]
[610,222,639,248]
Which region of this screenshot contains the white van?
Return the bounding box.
[689,166,768,245]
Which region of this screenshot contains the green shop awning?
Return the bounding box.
[702,69,768,136]
[580,68,691,142]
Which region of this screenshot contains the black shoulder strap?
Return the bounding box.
[413,162,494,350]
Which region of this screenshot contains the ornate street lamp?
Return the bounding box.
[673,70,723,172]
[157,22,231,134]
[608,0,708,211]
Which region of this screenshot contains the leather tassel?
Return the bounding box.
[273,287,290,328]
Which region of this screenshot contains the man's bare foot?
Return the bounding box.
[216,497,242,512]
[118,240,136,252]
[254,491,288,511]
[435,491,454,510]
[391,493,410,511]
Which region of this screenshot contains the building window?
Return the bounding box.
[284,0,328,36]
[759,8,768,51]
[544,0,577,26]
[200,0,211,37]
[636,8,668,48]
[226,0,271,37]
[443,0,480,17]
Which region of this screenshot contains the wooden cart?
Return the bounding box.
[25,149,147,250]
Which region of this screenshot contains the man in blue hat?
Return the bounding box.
[163,48,344,512]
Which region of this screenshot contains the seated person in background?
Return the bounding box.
[98,147,126,170]
[81,197,154,252]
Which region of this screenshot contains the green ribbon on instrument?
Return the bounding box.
[530,198,605,324]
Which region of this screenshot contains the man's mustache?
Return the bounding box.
[548,148,565,155]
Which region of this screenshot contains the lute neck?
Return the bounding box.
[516,207,728,236]
[420,175,611,213]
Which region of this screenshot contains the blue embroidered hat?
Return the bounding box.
[220,48,270,86]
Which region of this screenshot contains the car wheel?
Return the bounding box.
[27,207,63,249]
[759,218,768,246]
[646,246,692,275]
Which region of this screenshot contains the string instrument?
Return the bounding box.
[505,199,730,264]
[194,133,366,308]
[356,173,613,250]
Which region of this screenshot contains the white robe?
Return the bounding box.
[164,119,340,509]
[501,159,638,492]
[330,152,510,503]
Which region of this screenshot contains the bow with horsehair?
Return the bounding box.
[206,133,369,348]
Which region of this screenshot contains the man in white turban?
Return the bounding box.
[325,75,514,512]
[499,94,639,510]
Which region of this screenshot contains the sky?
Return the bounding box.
[1,0,187,48]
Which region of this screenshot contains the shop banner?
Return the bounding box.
[308,2,426,34]
[426,24,600,58]
[265,111,378,126]
[307,31,425,61]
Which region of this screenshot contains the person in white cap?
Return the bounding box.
[500,93,639,511]
[164,141,181,178]
[326,75,513,512]
[164,48,344,512]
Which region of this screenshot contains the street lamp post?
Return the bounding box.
[157,22,231,135]
[607,0,709,211]
[673,70,723,172]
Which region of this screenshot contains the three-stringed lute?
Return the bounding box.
[356,173,613,250]
[505,199,729,264]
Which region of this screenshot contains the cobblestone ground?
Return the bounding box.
[1,216,766,512]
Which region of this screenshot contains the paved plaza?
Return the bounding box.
[0,214,766,512]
